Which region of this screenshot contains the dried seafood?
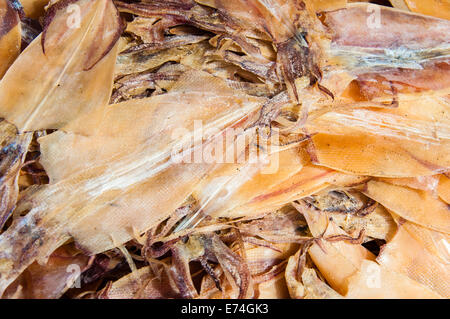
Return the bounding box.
[0,0,448,299]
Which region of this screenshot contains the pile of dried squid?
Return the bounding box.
[0,0,449,299]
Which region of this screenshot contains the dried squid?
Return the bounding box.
[0,0,448,299]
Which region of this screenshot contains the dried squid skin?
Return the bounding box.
[309,0,347,12]
[0,0,124,132]
[300,267,344,299]
[2,244,90,299]
[189,145,304,220]
[106,233,256,299]
[197,234,252,299]
[324,3,450,101]
[294,202,442,298]
[294,202,374,295]
[305,96,450,177]
[390,0,450,20]
[438,174,450,204]
[0,71,266,296]
[115,37,210,76]
[285,248,306,298]
[1,0,448,300]
[99,263,183,299]
[360,180,450,234]
[405,0,450,20]
[285,248,343,299]
[0,0,21,79]
[0,121,32,228]
[19,0,49,19]
[193,213,304,299]
[377,217,450,298]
